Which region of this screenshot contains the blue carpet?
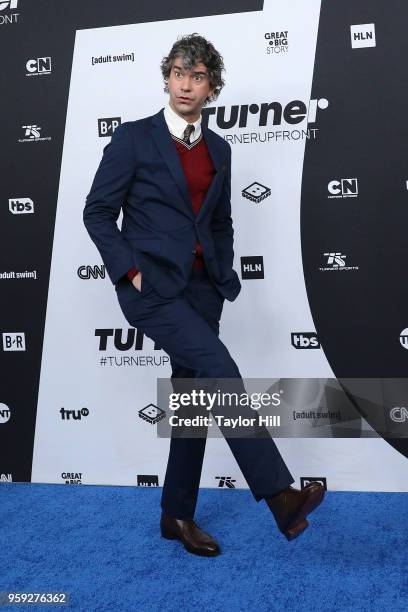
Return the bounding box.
[0,484,407,611]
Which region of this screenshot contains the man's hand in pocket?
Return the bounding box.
[132,271,142,292]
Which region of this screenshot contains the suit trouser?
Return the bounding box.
[115,263,294,519]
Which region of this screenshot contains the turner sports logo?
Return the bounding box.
[319,252,359,272]
[18,125,51,143]
[215,476,236,488]
[0,0,19,25]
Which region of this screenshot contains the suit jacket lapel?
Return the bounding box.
[150,108,225,221]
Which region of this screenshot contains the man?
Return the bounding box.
[83,33,325,557]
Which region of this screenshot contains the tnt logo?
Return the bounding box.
[0,403,11,424]
[3,332,25,351]
[300,477,327,491]
[242,181,271,204]
[60,407,89,421]
[328,178,358,198]
[291,333,320,349]
[399,329,408,350]
[77,265,105,280]
[137,475,159,487]
[351,23,376,49]
[98,118,121,137]
[26,57,52,75]
[0,0,18,9]
[139,404,166,424]
[9,198,34,214]
[215,476,236,489]
[240,256,264,279]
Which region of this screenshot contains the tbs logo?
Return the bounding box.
[98,118,121,137]
[291,333,320,350]
[9,198,34,214]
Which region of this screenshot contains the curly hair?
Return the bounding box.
[160,33,225,106]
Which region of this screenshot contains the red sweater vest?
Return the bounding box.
[127,135,215,281]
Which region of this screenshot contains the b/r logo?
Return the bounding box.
[2,332,25,351]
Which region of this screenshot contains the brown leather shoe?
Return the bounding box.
[160,512,221,556]
[265,482,325,541]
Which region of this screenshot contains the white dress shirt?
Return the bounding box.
[163,102,202,144]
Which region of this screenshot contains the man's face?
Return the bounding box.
[167,56,215,121]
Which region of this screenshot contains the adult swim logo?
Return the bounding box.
[18,125,51,143]
[328,179,358,199]
[350,24,376,49]
[0,0,19,25]
[265,30,289,55]
[319,252,359,272]
[202,97,329,144]
[0,403,11,424]
[242,181,271,204]
[25,57,52,77]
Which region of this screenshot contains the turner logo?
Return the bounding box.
[202,98,329,130]
[351,23,376,49]
[399,329,408,350]
[300,477,327,490]
[291,333,320,349]
[0,403,11,424]
[265,30,289,55]
[241,256,264,279]
[242,181,271,204]
[3,332,25,351]
[77,265,106,279]
[98,118,121,137]
[60,407,89,421]
[390,407,408,423]
[9,198,34,214]
[26,57,52,76]
[328,179,358,199]
[96,328,162,351]
[137,475,159,486]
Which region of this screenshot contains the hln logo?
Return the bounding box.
[77,265,106,279]
[240,256,264,279]
[3,332,25,351]
[291,333,320,349]
[9,198,34,214]
[98,118,121,137]
[350,23,376,48]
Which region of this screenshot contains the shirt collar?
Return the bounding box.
[163,102,202,143]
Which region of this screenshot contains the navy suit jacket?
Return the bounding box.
[83,107,242,301]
